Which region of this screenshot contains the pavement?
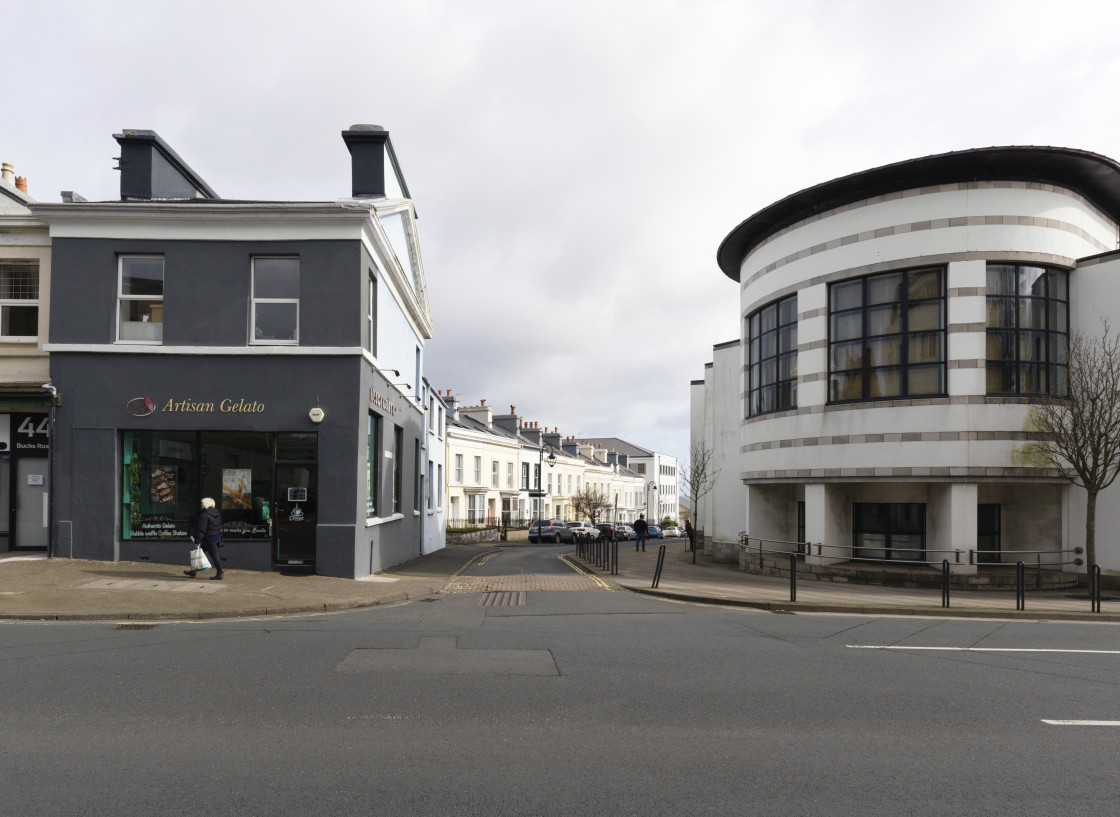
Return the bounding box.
[1,538,1117,622]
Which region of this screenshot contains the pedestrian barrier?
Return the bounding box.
[651,544,666,589]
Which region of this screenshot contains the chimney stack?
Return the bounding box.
[1,163,14,184]
[341,124,390,198]
[15,177,27,194]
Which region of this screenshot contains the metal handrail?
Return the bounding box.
[968,547,1083,569]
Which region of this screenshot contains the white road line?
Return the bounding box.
[1042,720,1120,726]
[847,646,1120,654]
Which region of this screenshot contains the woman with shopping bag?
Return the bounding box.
[184,497,224,580]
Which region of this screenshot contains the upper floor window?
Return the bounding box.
[473,455,482,484]
[749,294,798,416]
[0,261,39,340]
[251,257,299,344]
[491,460,499,488]
[367,271,377,355]
[986,264,1068,396]
[454,454,464,483]
[829,267,944,403]
[118,256,163,343]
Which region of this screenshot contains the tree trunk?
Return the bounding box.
[1085,488,1098,572]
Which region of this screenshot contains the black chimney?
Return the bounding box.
[113,130,218,201]
[342,124,392,198]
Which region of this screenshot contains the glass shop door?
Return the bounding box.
[273,433,317,567]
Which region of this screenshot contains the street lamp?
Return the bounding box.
[536,441,558,519]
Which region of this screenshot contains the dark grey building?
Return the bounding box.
[31,126,435,577]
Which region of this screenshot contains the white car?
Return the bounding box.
[662,525,682,537]
[568,521,600,539]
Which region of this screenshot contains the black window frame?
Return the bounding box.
[852,502,926,562]
[748,294,798,416]
[985,263,1068,397]
[828,266,946,404]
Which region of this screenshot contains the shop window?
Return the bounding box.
[985,264,1068,396]
[118,256,163,343]
[122,430,273,541]
[367,412,381,517]
[829,267,945,403]
[852,502,925,561]
[0,261,39,339]
[251,257,299,344]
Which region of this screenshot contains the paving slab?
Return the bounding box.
[0,545,496,621]
[572,538,1120,622]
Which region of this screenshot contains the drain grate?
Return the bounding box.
[479,591,526,607]
[112,623,157,630]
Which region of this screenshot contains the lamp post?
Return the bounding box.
[536,441,557,519]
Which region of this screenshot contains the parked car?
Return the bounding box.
[662,525,682,538]
[595,523,619,540]
[528,519,575,544]
[568,521,600,539]
[615,524,635,540]
[647,525,664,539]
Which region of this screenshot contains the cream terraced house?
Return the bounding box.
[694,146,1120,580]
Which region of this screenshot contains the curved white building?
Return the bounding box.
[695,147,1120,582]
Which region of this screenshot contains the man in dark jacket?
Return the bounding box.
[185,496,224,580]
[633,514,648,552]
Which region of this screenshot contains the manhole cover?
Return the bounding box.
[112,623,157,630]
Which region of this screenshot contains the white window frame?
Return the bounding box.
[117,255,164,344]
[250,256,299,345]
[367,271,377,355]
[473,456,482,484]
[491,460,499,488]
[454,454,463,483]
[0,260,39,342]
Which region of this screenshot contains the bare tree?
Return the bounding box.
[572,485,612,524]
[1028,322,1120,571]
[680,440,720,563]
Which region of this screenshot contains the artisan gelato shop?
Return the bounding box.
[122,430,318,568]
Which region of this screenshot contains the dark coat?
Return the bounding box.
[190,507,223,542]
[633,517,648,534]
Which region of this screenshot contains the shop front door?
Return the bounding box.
[274,463,316,565]
[13,457,49,549]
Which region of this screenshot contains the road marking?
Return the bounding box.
[1042,720,1120,726]
[847,646,1120,654]
[558,554,612,590]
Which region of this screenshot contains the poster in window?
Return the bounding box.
[222,469,252,509]
[149,465,178,506]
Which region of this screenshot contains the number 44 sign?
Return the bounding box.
[11,413,49,452]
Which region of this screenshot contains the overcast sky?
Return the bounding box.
[7,0,1120,465]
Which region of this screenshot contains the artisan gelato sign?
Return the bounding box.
[370,387,399,416]
[126,396,265,416]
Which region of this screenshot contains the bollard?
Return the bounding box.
[789,552,797,602]
[612,540,618,575]
[942,560,950,608]
[1016,561,1025,611]
[1091,564,1102,614]
[652,544,666,588]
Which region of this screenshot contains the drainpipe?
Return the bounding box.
[42,383,58,558]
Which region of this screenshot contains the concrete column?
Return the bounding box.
[804,483,848,566]
[928,482,977,575]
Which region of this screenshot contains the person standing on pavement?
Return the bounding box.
[185,497,224,580]
[633,514,648,552]
[685,519,695,552]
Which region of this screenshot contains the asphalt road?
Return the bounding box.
[3,547,1118,816]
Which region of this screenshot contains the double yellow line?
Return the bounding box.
[558,554,613,590]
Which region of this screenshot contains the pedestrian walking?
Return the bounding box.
[685,519,695,552]
[185,497,224,580]
[633,514,648,552]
